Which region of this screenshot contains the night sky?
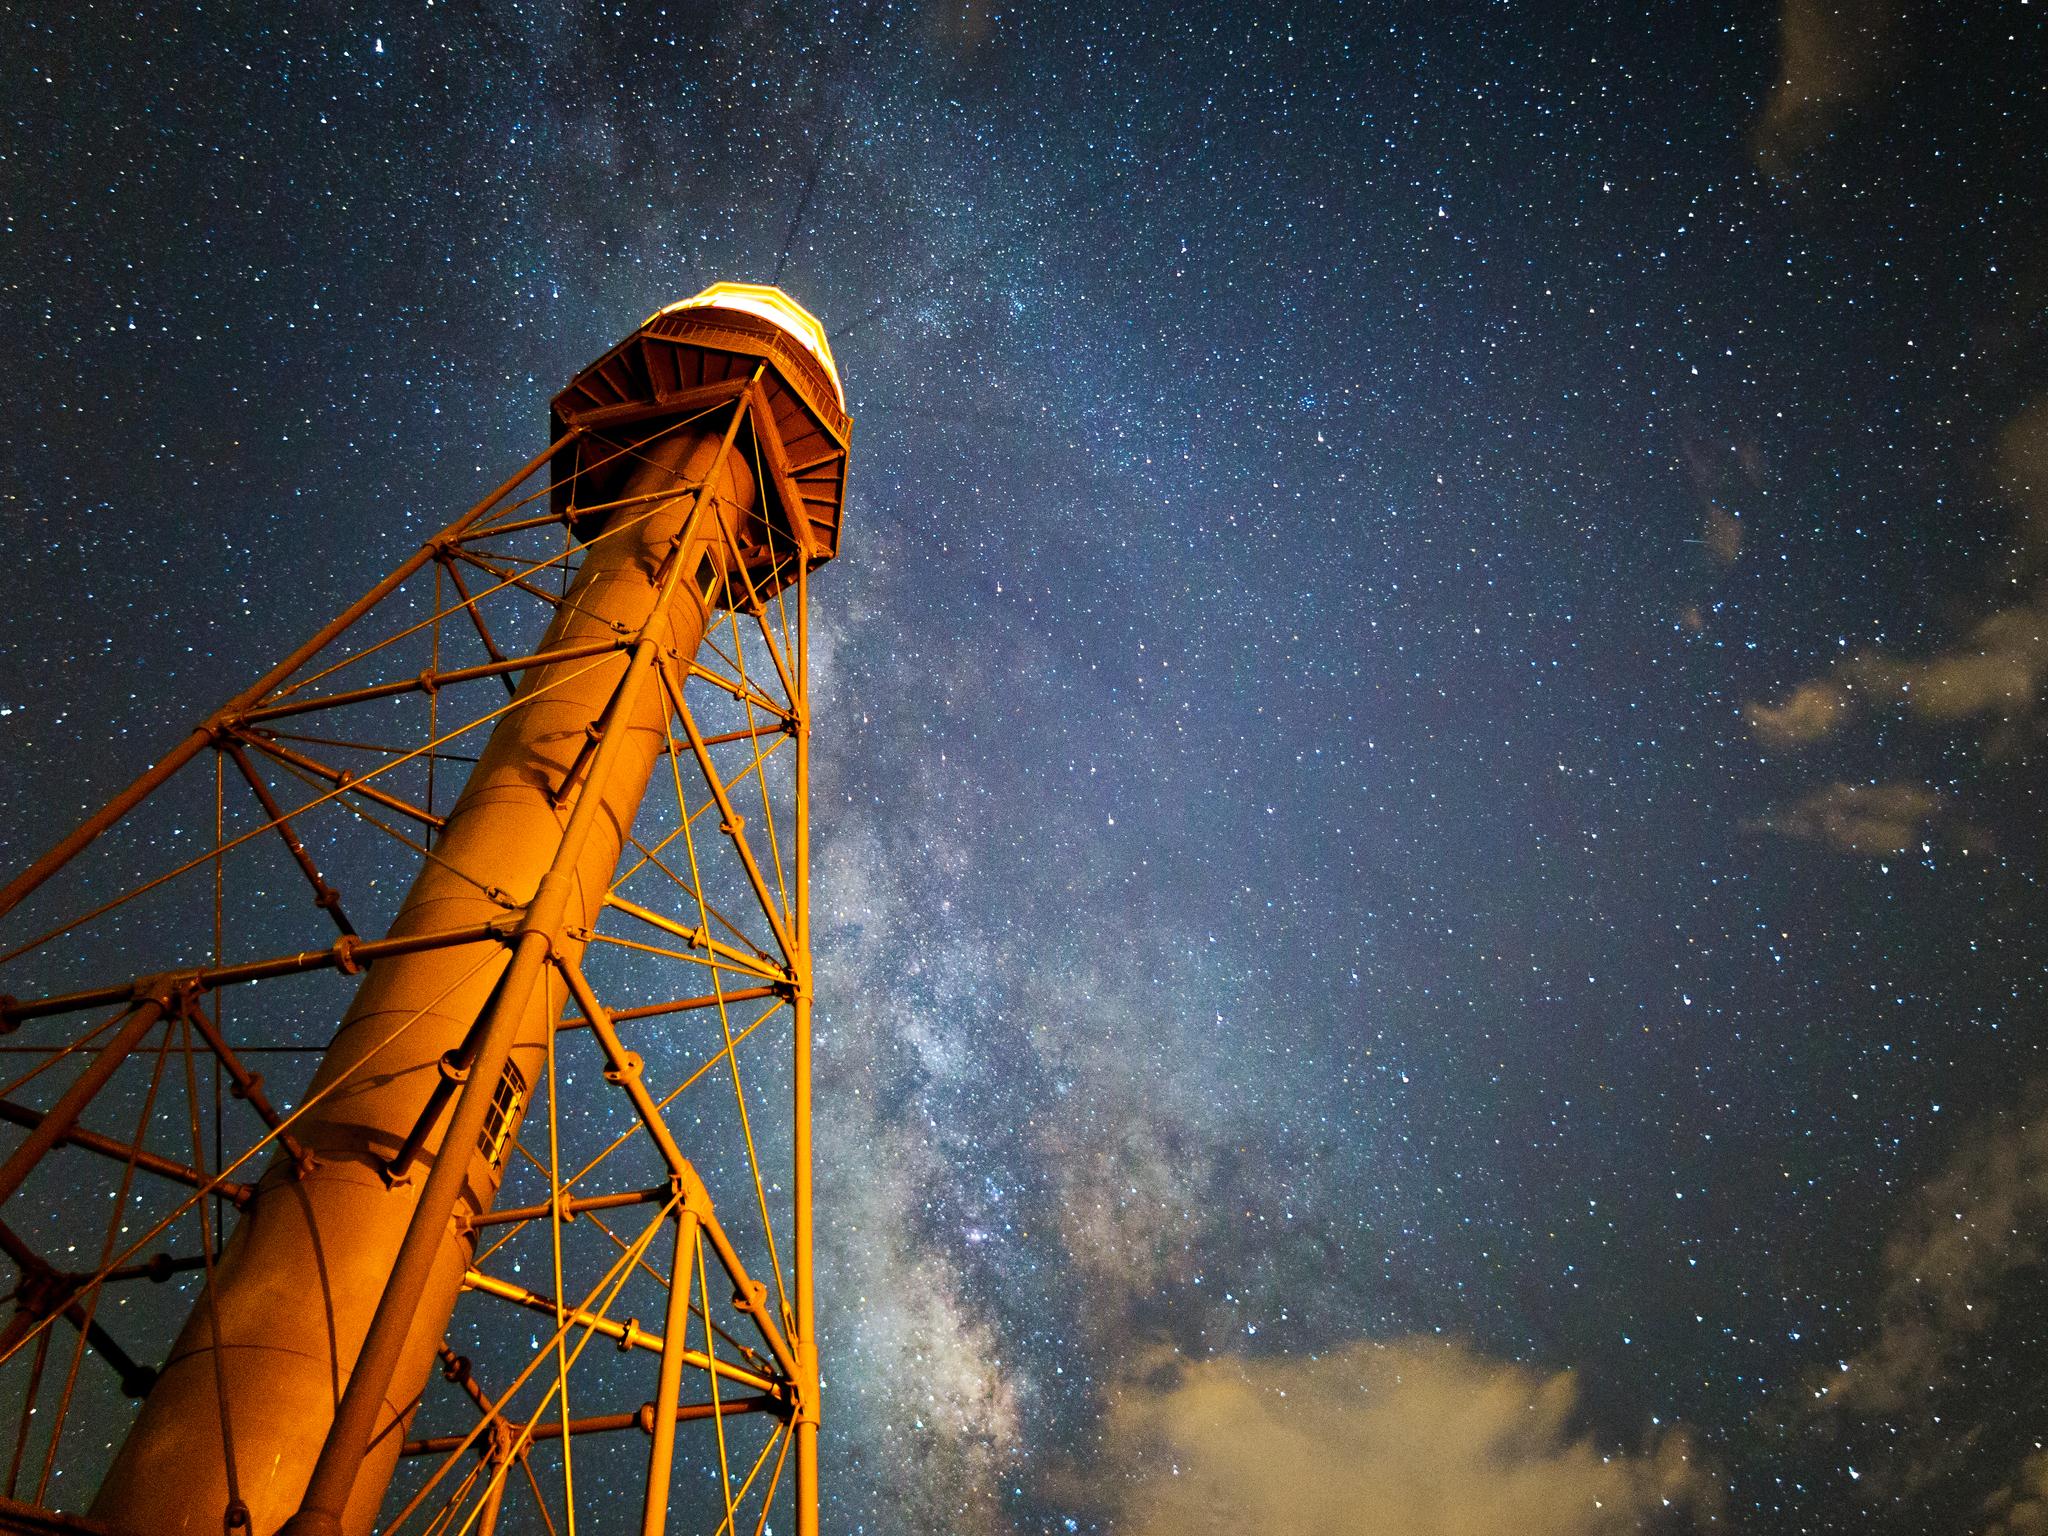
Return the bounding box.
[5,2,2048,1532]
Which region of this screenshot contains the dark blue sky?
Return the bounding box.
[4,2,2047,1532]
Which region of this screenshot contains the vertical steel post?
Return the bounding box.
[474,1438,509,1536]
[793,555,820,1536]
[640,1204,702,1536]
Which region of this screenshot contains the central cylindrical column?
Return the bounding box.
[93,422,757,1536]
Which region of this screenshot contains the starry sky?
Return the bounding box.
[5,1,2048,1532]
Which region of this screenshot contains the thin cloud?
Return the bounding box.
[1755,780,1939,855]
[1015,954,1236,1321]
[1745,394,2048,749]
[1996,396,2048,563]
[1747,678,1854,745]
[1751,0,1905,173]
[1985,1453,2048,1536]
[1747,595,2048,749]
[1703,502,1744,567]
[1805,1093,2048,1428]
[1680,434,1766,570]
[1788,1089,2048,1519]
[1098,1340,1716,1535]
[1858,600,2048,724]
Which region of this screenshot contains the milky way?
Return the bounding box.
[4,2,2046,1532]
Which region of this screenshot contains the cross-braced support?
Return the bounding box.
[0,286,848,1536]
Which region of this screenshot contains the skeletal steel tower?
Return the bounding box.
[0,283,849,1536]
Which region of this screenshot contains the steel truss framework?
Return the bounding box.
[0,332,845,1536]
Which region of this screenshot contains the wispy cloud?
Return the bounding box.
[1747,678,1855,746]
[1680,434,1767,571]
[1985,1452,2048,1536]
[1751,780,1939,855]
[1750,0,1905,173]
[1010,953,1242,1326]
[1745,393,2048,751]
[1995,396,2048,565]
[1859,600,2048,726]
[1796,1090,2048,1511]
[1095,1340,1716,1535]
[1747,594,2048,749]
[1811,1101,2048,1419]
